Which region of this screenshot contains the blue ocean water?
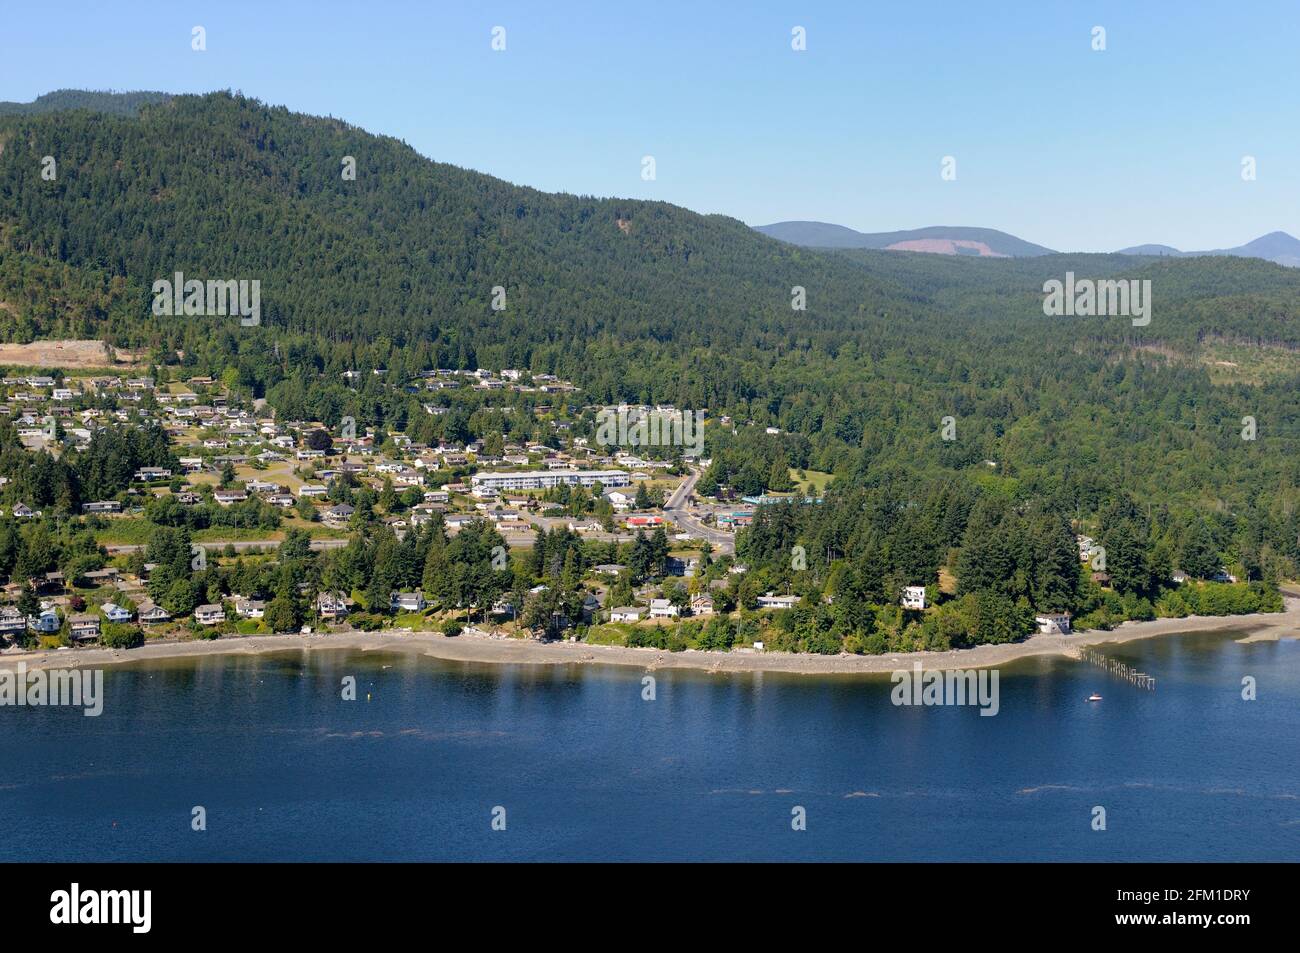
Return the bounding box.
[1,629,1297,861]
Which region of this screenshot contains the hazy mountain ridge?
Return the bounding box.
[755,222,1056,257]
[1116,231,1300,268]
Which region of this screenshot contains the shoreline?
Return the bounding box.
[3,597,1297,676]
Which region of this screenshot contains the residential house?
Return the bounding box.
[235,599,266,619]
[0,606,28,636]
[1035,612,1072,635]
[100,603,134,623]
[757,592,799,610]
[194,604,226,626]
[649,598,679,619]
[610,606,643,623]
[69,614,101,642]
[29,608,61,634]
[137,601,171,625]
[316,591,350,620]
[389,591,427,613]
[901,586,927,611]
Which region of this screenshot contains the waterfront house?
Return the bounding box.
[235,599,266,619]
[690,594,715,616]
[0,606,28,636]
[610,606,643,623]
[194,604,226,626]
[901,586,927,610]
[649,598,679,619]
[390,591,427,612]
[69,614,101,642]
[100,603,134,623]
[137,601,171,625]
[316,591,350,620]
[1035,612,1072,635]
[28,608,61,634]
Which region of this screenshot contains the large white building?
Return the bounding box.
[470,469,631,492]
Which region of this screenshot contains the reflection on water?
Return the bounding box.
[0,630,1297,861]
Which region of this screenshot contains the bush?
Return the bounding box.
[441,621,463,638]
[100,624,144,649]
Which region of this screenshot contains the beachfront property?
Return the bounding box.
[194,604,226,626]
[649,598,679,619]
[0,606,28,636]
[690,594,715,616]
[68,614,101,642]
[100,603,133,623]
[902,585,927,610]
[1035,612,1072,635]
[137,601,171,624]
[28,607,61,633]
[390,591,427,612]
[235,598,266,619]
[469,469,631,493]
[610,606,643,623]
[316,591,350,620]
[756,593,799,610]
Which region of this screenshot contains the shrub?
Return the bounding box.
[100,624,144,649]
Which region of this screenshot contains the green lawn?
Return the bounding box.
[789,468,834,495]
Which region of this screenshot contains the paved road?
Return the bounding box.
[664,469,736,554]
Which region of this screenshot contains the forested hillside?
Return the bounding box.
[0,91,1297,646]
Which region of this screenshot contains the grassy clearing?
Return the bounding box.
[790,468,834,495]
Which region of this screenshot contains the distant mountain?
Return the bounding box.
[0,89,171,117]
[754,221,1056,258]
[1116,231,1300,268]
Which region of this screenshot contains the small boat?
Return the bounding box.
[1087,693,1103,702]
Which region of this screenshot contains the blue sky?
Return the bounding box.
[2,0,1296,252]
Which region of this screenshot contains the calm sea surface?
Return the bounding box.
[2,630,1298,861]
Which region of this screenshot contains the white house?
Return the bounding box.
[610,607,643,623]
[649,598,679,619]
[390,591,427,612]
[235,599,266,619]
[902,586,927,610]
[1035,612,1072,635]
[756,592,799,610]
[100,603,134,623]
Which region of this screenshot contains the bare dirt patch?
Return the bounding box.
[0,339,145,369]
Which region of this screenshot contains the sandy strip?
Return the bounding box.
[2,598,1296,676]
